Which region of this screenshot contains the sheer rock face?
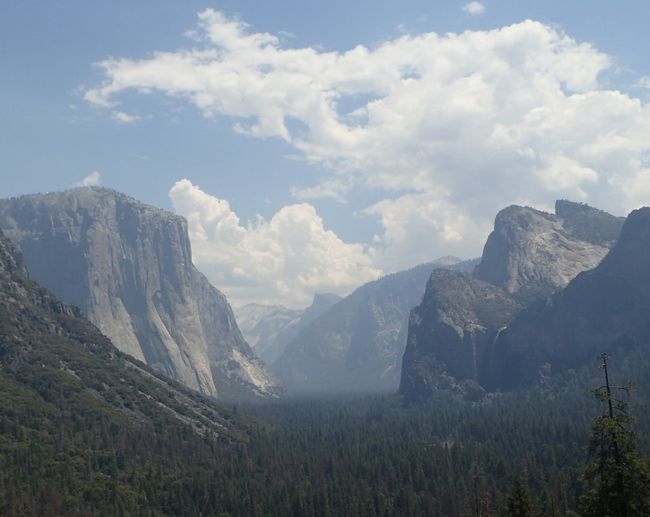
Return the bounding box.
[400,200,625,401]
[273,258,479,394]
[0,228,241,436]
[485,207,650,390]
[474,201,623,299]
[0,187,280,400]
[399,270,521,402]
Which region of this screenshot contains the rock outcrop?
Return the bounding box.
[0,187,280,400]
[0,227,241,436]
[400,200,625,402]
[399,270,521,402]
[483,206,650,390]
[273,258,478,394]
[474,200,623,300]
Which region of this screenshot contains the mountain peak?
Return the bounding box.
[474,200,619,297]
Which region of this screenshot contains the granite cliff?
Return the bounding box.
[483,206,650,390]
[0,187,280,400]
[474,200,623,300]
[399,270,521,402]
[400,200,624,401]
[0,227,240,435]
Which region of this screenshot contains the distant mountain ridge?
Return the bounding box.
[236,293,343,365]
[0,187,281,400]
[400,200,626,402]
[235,304,303,363]
[273,257,479,394]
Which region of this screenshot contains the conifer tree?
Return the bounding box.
[581,354,650,517]
[505,473,533,517]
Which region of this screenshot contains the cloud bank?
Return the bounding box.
[86,10,650,305]
[169,179,381,307]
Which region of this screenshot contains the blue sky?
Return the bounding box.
[2,1,650,308]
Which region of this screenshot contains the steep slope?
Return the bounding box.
[0,228,250,513]
[474,200,623,300]
[237,293,342,364]
[273,258,478,394]
[400,200,624,402]
[0,188,280,400]
[484,206,650,390]
[399,270,521,402]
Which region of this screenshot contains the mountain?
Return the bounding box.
[236,293,342,365]
[474,200,624,301]
[0,228,249,513]
[482,206,650,390]
[273,257,478,394]
[400,200,624,402]
[399,269,522,402]
[0,187,280,400]
[235,304,302,363]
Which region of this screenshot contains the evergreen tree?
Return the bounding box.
[505,473,533,517]
[581,354,650,517]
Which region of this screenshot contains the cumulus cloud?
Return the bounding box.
[169,179,381,307]
[111,110,139,123]
[463,2,486,15]
[86,11,650,281]
[74,171,102,187]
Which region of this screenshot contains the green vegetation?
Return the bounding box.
[2,234,650,515]
[580,357,650,516]
[3,338,650,515]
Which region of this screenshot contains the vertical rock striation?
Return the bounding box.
[0,187,280,400]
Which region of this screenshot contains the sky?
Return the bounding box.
[2,1,650,308]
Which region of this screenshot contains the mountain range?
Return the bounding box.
[235,293,341,364]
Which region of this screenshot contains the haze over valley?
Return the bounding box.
[3,2,650,515]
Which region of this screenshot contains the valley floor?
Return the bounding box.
[3,347,650,516]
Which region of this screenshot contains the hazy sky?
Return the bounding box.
[2,1,650,308]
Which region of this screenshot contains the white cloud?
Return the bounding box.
[112,111,139,124]
[289,178,349,202]
[74,171,102,187]
[86,11,650,280]
[638,76,650,89]
[169,179,381,307]
[463,2,486,15]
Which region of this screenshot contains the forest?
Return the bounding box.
[2,341,649,516]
